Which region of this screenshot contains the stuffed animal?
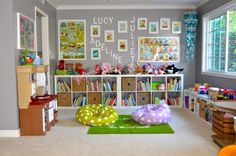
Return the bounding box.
[101,62,112,75]
[164,64,184,74]
[75,63,85,75]
[94,64,101,75]
[58,60,65,70]
[117,64,122,74]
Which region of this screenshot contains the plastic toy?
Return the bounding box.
[33,55,42,66]
[198,86,208,94]
[20,49,36,66]
[217,89,224,100]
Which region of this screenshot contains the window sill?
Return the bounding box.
[201,71,236,79]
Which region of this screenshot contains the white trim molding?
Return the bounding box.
[196,0,209,8]
[46,0,57,8]
[57,4,197,10]
[0,130,20,137]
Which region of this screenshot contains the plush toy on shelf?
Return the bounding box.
[101,62,112,75]
[94,64,102,75]
[164,64,184,74]
[20,49,36,66]
[75,63,86,75]
[55,59,67,75]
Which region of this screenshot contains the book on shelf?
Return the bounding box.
[167,78,181,91]
[73,95,86,106]
[137,78,151,91]
[87,79,102,91]
[103,95,117,106]
[167,96,180,106]
[57,79,71,92]
[122,93,136,106]
[103,80,116,91]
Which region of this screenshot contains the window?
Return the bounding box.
[202,1,236,78]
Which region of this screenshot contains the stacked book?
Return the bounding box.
[103,95,117,106]
[121,93,136,106]
[73,95,87,106]
[57,79,71,92]
[167,78,181,91]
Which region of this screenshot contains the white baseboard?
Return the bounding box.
[0,130,20,137]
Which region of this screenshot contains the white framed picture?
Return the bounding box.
[160,18,170,30]
[172,21,182,34]
[138,18,147,30]
[91,25,100,37]
[149,22,159,34]
[91,48,101,60]
[118,21,128,33]
[104,30,114,42]
[118,40,128,52]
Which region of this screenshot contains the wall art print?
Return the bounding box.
[118,39,128,52]
[138,37,180,62]
[172,21,182,34]
[59,20,86,60]
[160,18,170,30]
[104,30,114,42]
[91,25,100,37]
[91,48,101,60]
[149,22,159,34]
[118,21,128,33]
[17,13,35,50]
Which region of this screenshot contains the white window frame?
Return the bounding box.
[202,0,236,79]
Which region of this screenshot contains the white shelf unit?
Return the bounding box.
[54,74,184,108]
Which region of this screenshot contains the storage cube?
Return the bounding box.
[122,77,136,91]
[57,92,71,107]
[88,92,102,104]
[137,92,151,105]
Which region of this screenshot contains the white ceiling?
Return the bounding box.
[47,0,209,9]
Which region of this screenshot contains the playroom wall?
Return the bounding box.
[0,0,57,131]
[0,0,19,131]
[57,9,196,89]
[196,0,235,89]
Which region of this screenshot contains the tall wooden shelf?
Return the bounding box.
[54,74,184,108]
[16,66,57,136]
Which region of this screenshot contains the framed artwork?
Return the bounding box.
[138,18,147,30]
[172,21,182,34]
[160,18,170,30]
[138,37,180,62]
[58,20,86,60]
[91,48,101,60]
[118,21,128,33]
[104,30,114,42]
[118,40,128,52]
[149,22,159,34]
[91,25,100,37]
[17,13,35,50]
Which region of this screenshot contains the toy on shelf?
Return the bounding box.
[208,87,219,101]
[164,64,184,74]
[217,89,224,100]
[122,62,136,75]
[33,55,42,66]
[55,59,66,75]
[101,62,113,75]
[75,63,87,75]
[198,86,208,94]
[94,64,102,75]
[20,49,36,66]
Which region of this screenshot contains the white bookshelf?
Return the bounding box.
[54,74,184,108]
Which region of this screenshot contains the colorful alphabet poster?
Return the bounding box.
[59,20,86,60]
[17,13,35,50]
[138,37,180,62]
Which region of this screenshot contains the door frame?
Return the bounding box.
[35,7,51,93]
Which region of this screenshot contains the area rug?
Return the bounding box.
[87,115,175,134]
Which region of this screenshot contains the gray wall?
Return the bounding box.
[0,0,57,130]
[0,0,19,130]
[196,0,235,89]
[13,0,57,94]
[57,9,196,88]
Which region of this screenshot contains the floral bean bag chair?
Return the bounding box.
[132,103,171,125]
[75,104,119,126]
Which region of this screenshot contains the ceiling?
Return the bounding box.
[47,0,209,9]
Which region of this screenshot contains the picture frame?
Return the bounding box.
[118,21,128,33]
[104,30,114,42]
[91,25,100,37]
[58,20,86,60]
[138,18,147,30]
[172,21,182,34]
[17,13,35,50]
[91,48,101,60]
[138,37,180,62]
[149,22,159,34]
[160,18,170,30]
[118,40,128,52]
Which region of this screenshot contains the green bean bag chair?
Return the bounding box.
[75,104,119,126]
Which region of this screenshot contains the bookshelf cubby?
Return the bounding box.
[54,74,183,107]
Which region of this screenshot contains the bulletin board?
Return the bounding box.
[138,37,180,62]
